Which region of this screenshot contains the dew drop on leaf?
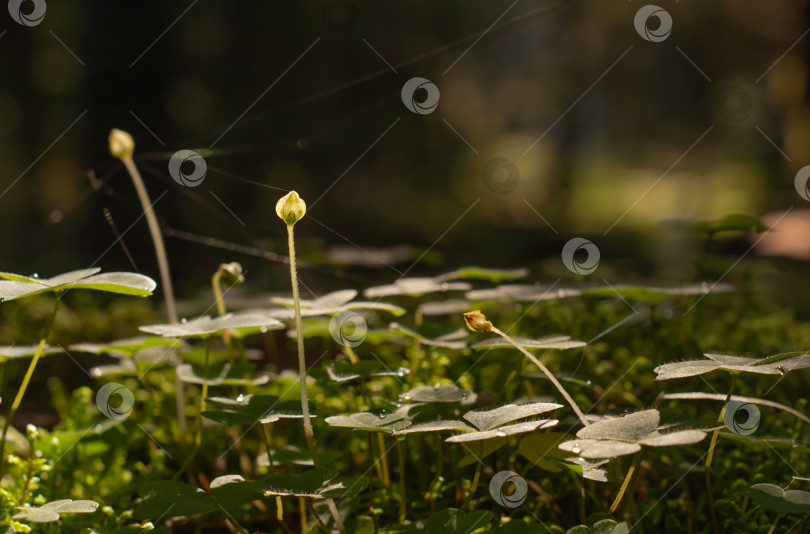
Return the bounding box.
[433,383,441,389]
[496,430,507,437]
[236,394,245,402]
[260,327,268,333]
[181,318,188,324]
[572,443,581,454]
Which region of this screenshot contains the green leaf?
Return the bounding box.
[565,520,630,534]
[364,278,472,298]
[434,267,529,283]
[133,481,219,519]
[263,468,340,498]
[463,402,562,431]
[203,394,310,425]
[637,430,707,447]
[466,285,581,302]
[457,438,511,468]
[417,299,471,317]
[0,345,62,362]
[577,410,660,442]
[313,360,410,383]
[470,336,586,351]
[519,432,579,472]
[13,499,99,523]
[559,439,641,459]
[70,336,181,357]
[424,508,493,534]
[446,420,558,443]
[141,312,284,338]
[325,412,411,433]
[655,352,810,380]
[400,385,476,404]
[0,269,155,301]
[581,283,733,304]
[393,420,475,436]
[747,483,810,514]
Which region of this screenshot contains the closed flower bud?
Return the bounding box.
[218,262,244,285]
[276,190,306,226]
[108,128,135,160]
[463,310,493,333]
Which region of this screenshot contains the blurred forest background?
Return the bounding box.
[1,0,809,312]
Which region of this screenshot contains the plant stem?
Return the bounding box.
[121,156,177,324]
[120,154,186,439]
[285,223,345,534]
[212,268,232,353]
[489,325,589,426]
[398,438,407,522]
[367,432,379,533]
[465,459,483,511]
[610,451,641,513]
[286,224,318,464]
[0,296,60,476]
[705,373,738,534]
[174,337,211,480]
[377,433,391,488]
[260,423,275,470]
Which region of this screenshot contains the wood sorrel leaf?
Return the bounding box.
[0,268,155,301]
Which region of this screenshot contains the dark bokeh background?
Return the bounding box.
[1,1,809,307]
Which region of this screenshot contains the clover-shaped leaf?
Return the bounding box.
[13,499,99,523]
[0,345,63,362]
[434,267,529,283]
[389,323,467,350]
[268,289,405,319]
[519,432,578,473]
[581,283,733,304]
[463,402,562,431]
[133,476,266,519]
[176,363,273,387]
[364,278,472,298]
[466,284,581,302]
[471,336,586,351]
[263,468,350,499]
[325,412,411,433]
[203,394,311,425]
[566,519,629,534]
[141,312,284,338]
[655,352,810,380]
[400,384,476,404]
[747,483,810,514]
[417,299,471,317]
[446,420,558,443]
[393,420,475,436]
[0,268,155,301]
[70,336,182,357]
[312,360,410,383]
[559,409,707,459]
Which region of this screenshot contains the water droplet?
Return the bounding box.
[401,393,411,401]
[433,383,441,389]
[557,289,565,298]
[181,318,188,324]
[585,380,592,386]
[32,273,39,278]
[495,430,507,437]
[236,394,246,402]
[396,367,408,377]
[260,327,268,333]
[572,443,581,454]
[440,283,449,290]
[700,282,709,292]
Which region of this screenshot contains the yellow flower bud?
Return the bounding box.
[463,310,493,333]
[276,190,306,226]
[108,128,135,160]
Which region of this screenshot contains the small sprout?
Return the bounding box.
[463,310,492,333]
[108,128,135,160]
[217,262,244,286]
[275,190,306,226]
